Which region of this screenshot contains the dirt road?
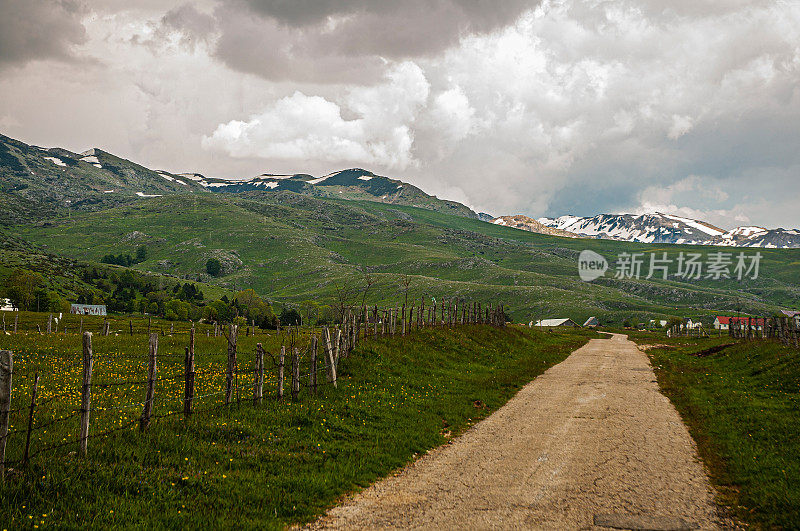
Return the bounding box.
[311,334,724,530]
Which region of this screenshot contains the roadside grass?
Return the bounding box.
[628,331,800,528]
[1,325,593,528]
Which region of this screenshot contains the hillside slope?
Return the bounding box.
[13,191,800,325]
[0,134,478,223]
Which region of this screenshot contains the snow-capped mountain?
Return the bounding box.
[536,213,800,248]
[492,215,580,238]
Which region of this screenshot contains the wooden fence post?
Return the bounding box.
[323,328,337,388]
[140,333,157,432]
[277,346,285,400]
[333,329,342,368]
[255,343,264,403]
[0,350,12,481]
[79,333,93,454]
[23,373,39,465]
[184,328,195,417]
[291,348,300,401]
[310,336,318,395]
[13,313,18,333]
[225,324,238,405]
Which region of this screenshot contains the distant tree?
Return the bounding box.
[4,269,44,311]
[206,258,222,277]
[135,245,148,263]
[279,307,302,327]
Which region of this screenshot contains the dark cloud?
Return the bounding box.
[0,0,88,67]
[156,4,217,50]
[202,0,538,82]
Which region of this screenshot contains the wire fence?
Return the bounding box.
[0,300,507,477]
[667,315,800,349]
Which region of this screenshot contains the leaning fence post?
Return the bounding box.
[0,350,12,481]
[79,333,93,455]
[291,348,300,401]
[323,328,337,388]
[277,346,285,400]
[140,333,158,432]
[13,313,18,333]
[184,328,195,417]
[23,373,39,465]
[254,343,264,403]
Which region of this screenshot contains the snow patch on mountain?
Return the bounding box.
[537,212,800,248]
[43,156,66,167]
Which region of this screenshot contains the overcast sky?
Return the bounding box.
[1,0,799,228]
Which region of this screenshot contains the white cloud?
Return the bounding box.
[202,62,429,169]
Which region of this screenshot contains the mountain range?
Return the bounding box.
[535,213,800,249]
[1,133,798,248]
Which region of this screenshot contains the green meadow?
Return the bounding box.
[0,324,594,528]
[627,332,800,528]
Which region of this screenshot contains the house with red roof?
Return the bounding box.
[713,316,765,331]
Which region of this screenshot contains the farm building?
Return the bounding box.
[0,298,17,311]
[685,319,703,329]
[531,318,580,328]
[70,304,107,316]
[583,317,599,328]
[713,316,765,331]
[780,310,800,325]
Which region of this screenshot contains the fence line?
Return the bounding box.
[0,299,507,473]
[666,315,800,349]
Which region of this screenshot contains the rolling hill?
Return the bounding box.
[12,191,800,325]
[0,134,477,224]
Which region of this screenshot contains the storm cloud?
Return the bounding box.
[0,0,88,67]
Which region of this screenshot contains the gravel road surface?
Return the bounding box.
[311,333,724,530]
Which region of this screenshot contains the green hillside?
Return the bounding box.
[12,190,800,325]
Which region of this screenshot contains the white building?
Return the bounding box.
[70,304,107,316]
[0,298,17,311]
[531,318,580,328]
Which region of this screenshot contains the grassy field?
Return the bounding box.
[11,193,800,327]
[627,331,800,528]
[0,324,595,528]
